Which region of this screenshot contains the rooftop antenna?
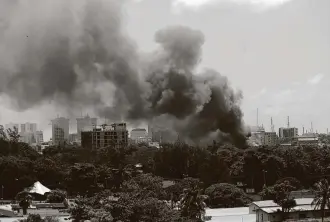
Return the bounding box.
[287,116,290,128]
[303,126,305,135]
[271,117,275,132]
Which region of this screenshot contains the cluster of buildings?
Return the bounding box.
[4,122,44,146]
[2,114,179,150]
[50,115,177,149]
[248,117,320,147]
[5,114,322,149]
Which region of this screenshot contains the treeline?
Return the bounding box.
[1,138,329,199]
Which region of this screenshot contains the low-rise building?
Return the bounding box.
[292,133,319,146]
[249,198,329,222]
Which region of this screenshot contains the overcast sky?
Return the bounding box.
[0,0,329,139]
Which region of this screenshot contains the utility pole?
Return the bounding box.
[287,116,290,128]
[262,170,267,187]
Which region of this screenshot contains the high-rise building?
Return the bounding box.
[148,123,176,143]
[20,123,37,133]
[52,117,70,145]
[19,132,36,144]
[263,132,278,146]
[279,127,298,139]
[35,131,44,145]
[130,128,149,144]
[76,115,97,140]
[81,123,128,149]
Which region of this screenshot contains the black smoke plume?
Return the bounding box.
[0,0,247,147]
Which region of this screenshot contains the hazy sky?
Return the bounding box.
[0,0,329,139]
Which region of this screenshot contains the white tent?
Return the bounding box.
[27,181,51,195]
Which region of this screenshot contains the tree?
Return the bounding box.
[165,177,200,208]
[204,183,251,208]
[260,177,301,200]
[179,186,207,221]
[7,126,20,143]
[46,189,67,203]
[271,180,297,220]
[0,125,7,140]
[66,163,98,196]
[16,191,33,215]
[312,179,330,222]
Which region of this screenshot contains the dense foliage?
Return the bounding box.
[2,130,330,220]
[204,183,251,208]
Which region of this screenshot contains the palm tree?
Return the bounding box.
[16,191,33,215]
[179,186,207,221]
[312,178,330,222]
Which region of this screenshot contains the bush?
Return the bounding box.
[46,189,67,203]
[205,183,251,208]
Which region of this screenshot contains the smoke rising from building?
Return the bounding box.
[0,0,247,147]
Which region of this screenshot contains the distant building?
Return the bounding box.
[279,127,298,139]
[19,132,36,144]
[68,133,79,144]
[278,127,298,146]
[81,123,128,149]
[76,115,97,141]
[35,131,44,145]
[292,133,319,146]
[248,126,265,146]
[20,123,37,133]
[51,117,70,145]
[148,123,177,143]
[130,128,150,144]
[263,132,278,146]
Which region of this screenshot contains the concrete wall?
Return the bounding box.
[249,203,259,214]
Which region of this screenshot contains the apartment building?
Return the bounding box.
[52,117,70,145]
[81,123,128,149]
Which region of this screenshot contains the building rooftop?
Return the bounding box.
[259,204,327,214]
[251,198,313,208]
[132,128,147,131]
[298,137,318,141]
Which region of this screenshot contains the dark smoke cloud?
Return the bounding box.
[0,0,247,147]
